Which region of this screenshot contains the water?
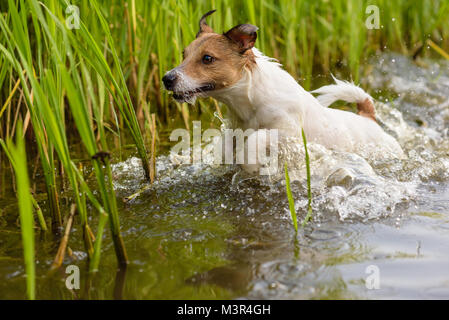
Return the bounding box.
[0,53,448,299]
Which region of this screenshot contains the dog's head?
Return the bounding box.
[162,10,258,103]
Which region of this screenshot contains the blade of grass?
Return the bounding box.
[3,122,35,300]
[284,162,298,233]
[427,39,449,61]
[0,138,48,232]
[284,127,313,232]
[301,128,313,227]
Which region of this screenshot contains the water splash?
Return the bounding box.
[112,54,449,224]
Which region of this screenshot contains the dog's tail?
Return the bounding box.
[312,76,376,122]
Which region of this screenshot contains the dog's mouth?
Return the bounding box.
[172,84,215,102]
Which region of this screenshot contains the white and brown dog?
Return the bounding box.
[163,11,404,173]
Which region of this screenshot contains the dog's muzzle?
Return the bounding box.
[162,73,177,91]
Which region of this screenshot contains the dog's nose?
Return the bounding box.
[162,73,177,91]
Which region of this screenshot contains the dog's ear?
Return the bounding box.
[224,24,258,53]
[196,10,216,38]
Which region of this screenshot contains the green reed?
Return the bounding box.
[301,128,313,227]
[284,162,298,233]
[1,123,35,300]
[284,128,313,232]
[0,0,133,269]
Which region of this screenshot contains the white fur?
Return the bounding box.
[209,48,404,158]
[312,75,373,108]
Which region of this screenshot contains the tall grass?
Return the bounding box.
[0,0,133,268]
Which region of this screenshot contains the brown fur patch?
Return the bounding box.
[357,98,377,122]
[196,10,216,38]
[179,33,256,89]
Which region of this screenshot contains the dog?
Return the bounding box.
[163,10,404,173]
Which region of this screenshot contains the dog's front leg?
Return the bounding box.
[210,128,279,175]
[240,129,279,176]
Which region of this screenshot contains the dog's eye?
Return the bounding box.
[202,54,215,64]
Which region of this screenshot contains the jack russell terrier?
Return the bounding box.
[163,10,404,173]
